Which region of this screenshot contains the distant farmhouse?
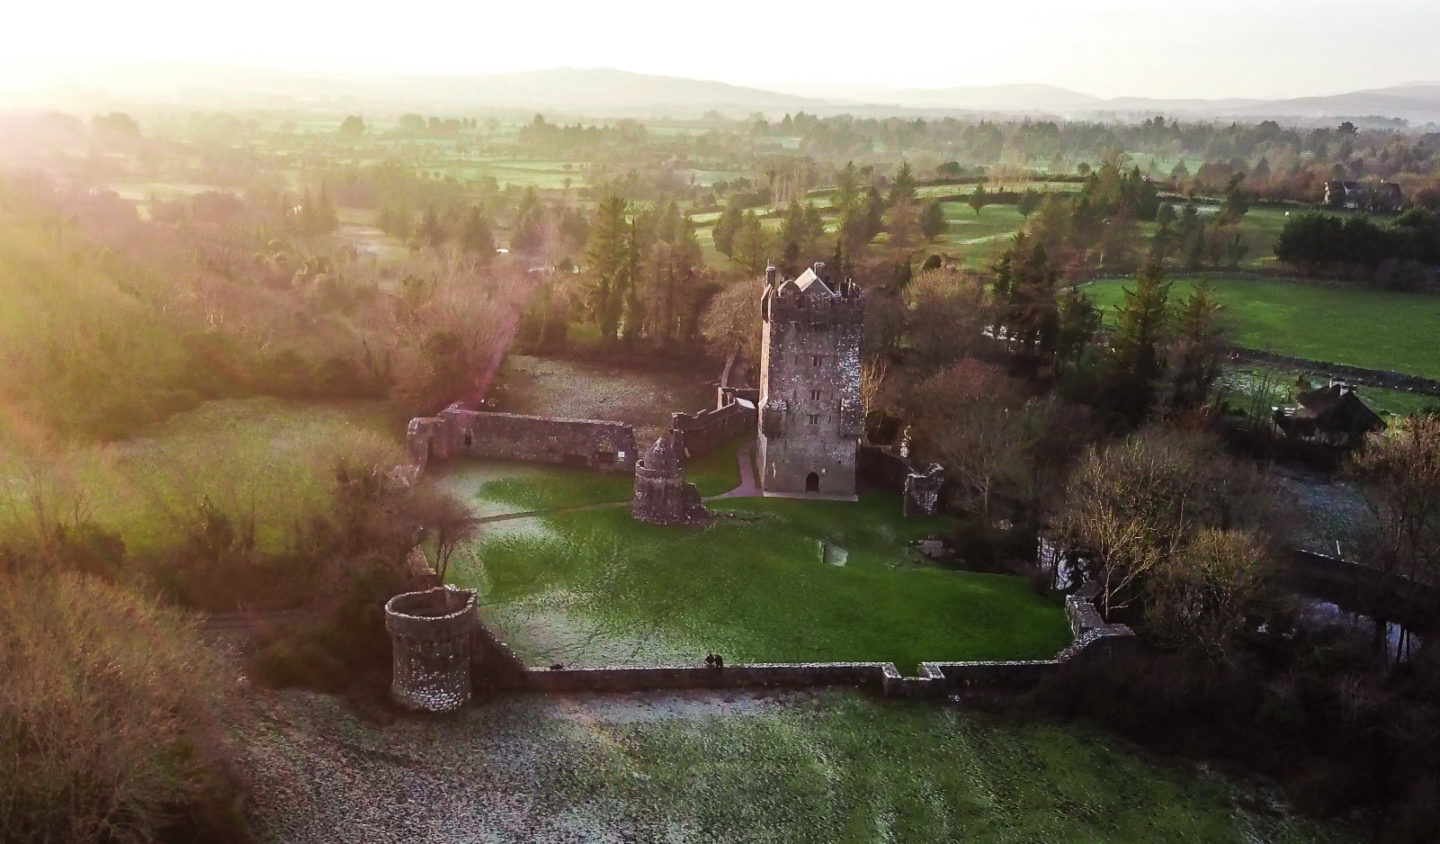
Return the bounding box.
[1324,180,1404,212]
[758,263,864,498]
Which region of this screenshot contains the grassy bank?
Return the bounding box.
[1085,275,1440,379]
[596,693,1354,843]
[0,397,402,554]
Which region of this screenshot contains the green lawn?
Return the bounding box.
[585,692,1353,843]
[1229,206,1296,269]
[1084,275,1440,379]
[430,435,745,514]
[449,485,1071,671]
[937,202,1026,268]
[682,433,748,495]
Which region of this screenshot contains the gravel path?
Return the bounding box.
[709,443,758,500]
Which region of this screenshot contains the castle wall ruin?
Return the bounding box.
[407,404,637,474]
[669,402,755,459]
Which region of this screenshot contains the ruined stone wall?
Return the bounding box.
[407,405,637,473]
[670,403,754,459]
[758,275,864,496]
[858,445,911,490]
[716,350,760,408]
[632,467,709,525]
[859,445,945,518]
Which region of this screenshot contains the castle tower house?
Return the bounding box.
[757,262,864,498]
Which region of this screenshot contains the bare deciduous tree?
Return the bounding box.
[1147,527,1274,660]
[905,359,1026,520]
[1351,415,1440,659]
[1058,425,1280,620]
[905,267,989,371]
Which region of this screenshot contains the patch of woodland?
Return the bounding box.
[0,176,529,441]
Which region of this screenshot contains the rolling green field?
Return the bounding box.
[0,397,402,554]
[447,474,1071,671]
[452,159,585,189]
[1085,275,1440,379]
[937,202,1026,268]
[1224,206,1294,268]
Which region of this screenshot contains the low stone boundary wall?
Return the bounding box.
[1285,549,1439,630]
[454,584,1135,702]
[524,662,893,694]
[670,403,755,458]
[1235,349,1440,398]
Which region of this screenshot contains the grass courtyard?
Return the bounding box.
[443,460,1071,671]
[1084,275,1440,379]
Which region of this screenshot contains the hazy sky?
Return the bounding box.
[7,0,1440,99]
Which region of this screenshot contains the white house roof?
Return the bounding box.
[787,267,833,296]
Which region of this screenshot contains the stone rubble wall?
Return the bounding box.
[859,445,946,518]
[859,444,912,490]
[407,404,638,473]
[669,403,755,459]
[715,349,758,408]
[1235,348,1440,398]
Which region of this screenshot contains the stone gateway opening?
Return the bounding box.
[805,472,820,493]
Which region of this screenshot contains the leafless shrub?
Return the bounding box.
[0,570,229,843]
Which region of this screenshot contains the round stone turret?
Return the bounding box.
[384,586,477,712]
[632,436,708,525]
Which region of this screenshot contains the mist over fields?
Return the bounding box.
[6,63,1440,124]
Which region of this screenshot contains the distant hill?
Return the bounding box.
[7,64,1440,124]
[773,82,1101,112]
[397,68,817,112]
[3,65,820,117]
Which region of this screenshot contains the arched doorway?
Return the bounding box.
[805,472,820,493]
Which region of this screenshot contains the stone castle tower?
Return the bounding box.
[758,262,864,498]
